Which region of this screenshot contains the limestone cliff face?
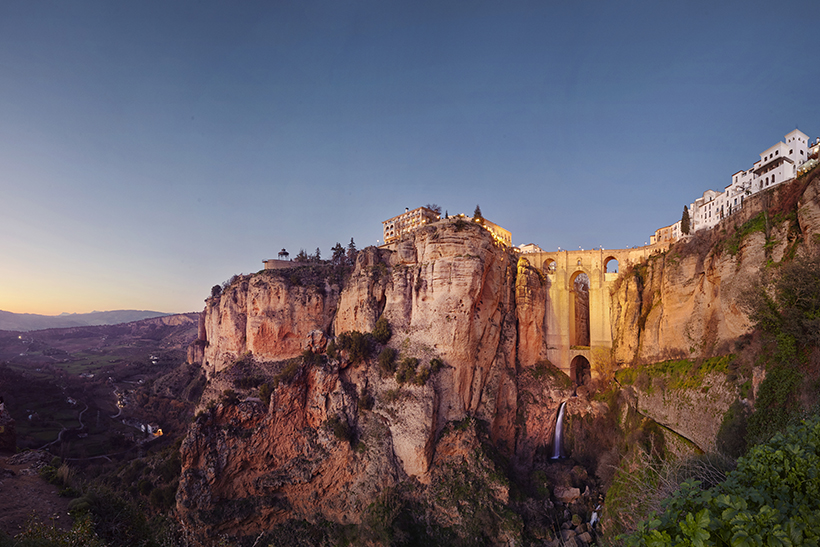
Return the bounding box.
[611,207,798,365]
[610,240,755,365]
[198,273,342,375]
[192,221,519,438]
[178,363,402,536]
[180,220,529,538]
[515,257,549,369]
[611,171,820,365]
[627,372,738,452]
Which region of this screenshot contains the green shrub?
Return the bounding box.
[137,478,153,496]
[234,374,265,389]
[301,348,322,367]
[746,364,802,443]
[372,316,392,345]
[395,357,419,384]
[148,485,177,511]
[413,366,431,386]
[430,357,445,373]
[623,414,820,547]
[221,389,239,405]
[259,383,273,405]
[531,359,573,388]
[358,391,375,412]
[716,400,750,458]
[336,331,373,363]
[326,340,338,359]
[274,360,300,386]
[10,514,103,547]
[742,251,820,362]
[327,415,353,444]
[377,347,397,375]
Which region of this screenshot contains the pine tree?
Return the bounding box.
[346,238,357,264]
[331,243,345,264]
[473,205,483,221]
[681,206,691,235]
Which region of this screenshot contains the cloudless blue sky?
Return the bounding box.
[1,1,818,314]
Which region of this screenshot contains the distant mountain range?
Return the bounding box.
[0,309,174,331]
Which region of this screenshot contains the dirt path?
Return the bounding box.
[0,451,73,536]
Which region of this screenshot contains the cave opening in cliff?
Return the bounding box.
[570,355,591,386]
[570,272,590,346]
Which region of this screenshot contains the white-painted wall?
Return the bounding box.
[669,129,814,236]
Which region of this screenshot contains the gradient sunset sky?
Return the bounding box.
[1,1,818,315]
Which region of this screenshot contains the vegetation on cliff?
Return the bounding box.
[606,163,820,541]
[624,414,820,547]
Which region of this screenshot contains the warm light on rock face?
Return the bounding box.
[177,170,820,543]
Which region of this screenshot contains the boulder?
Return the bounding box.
[554,486,581,503]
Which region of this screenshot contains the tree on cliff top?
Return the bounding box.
[473,204,483,222]
[331,242,346,264]
[681,206,690,235]
[425,203,442,216]
[347,238,357,263]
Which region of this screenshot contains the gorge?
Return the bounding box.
[177,164,820,545]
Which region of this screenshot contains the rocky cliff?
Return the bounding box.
[177,165,820,544]
[180,219,545,541]
[611,171,820,366]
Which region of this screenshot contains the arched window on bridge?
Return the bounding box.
[570,355,591,386]
[544,259,556,273]
[605,257,619,274]
[570,272,590,347]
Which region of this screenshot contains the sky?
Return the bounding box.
[1,1,818,315]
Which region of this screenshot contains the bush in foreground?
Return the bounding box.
[623,414,820,547]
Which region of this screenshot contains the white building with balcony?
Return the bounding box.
[685,129,814,233]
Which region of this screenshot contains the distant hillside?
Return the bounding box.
[0,309,174,332]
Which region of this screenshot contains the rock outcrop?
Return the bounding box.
[180,220,532,539]
[609,173,820,366]
[198,271,342,376]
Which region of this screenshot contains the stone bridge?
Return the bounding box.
[518,243,670,384]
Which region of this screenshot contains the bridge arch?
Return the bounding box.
[543,257,557,273]
[604,256,619,273]
[570,355,591,385]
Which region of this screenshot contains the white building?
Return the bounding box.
[382,206,440,244]
[518,243,544,254]
[687,129,814,233]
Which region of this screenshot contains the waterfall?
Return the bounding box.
[551,401,567,459]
